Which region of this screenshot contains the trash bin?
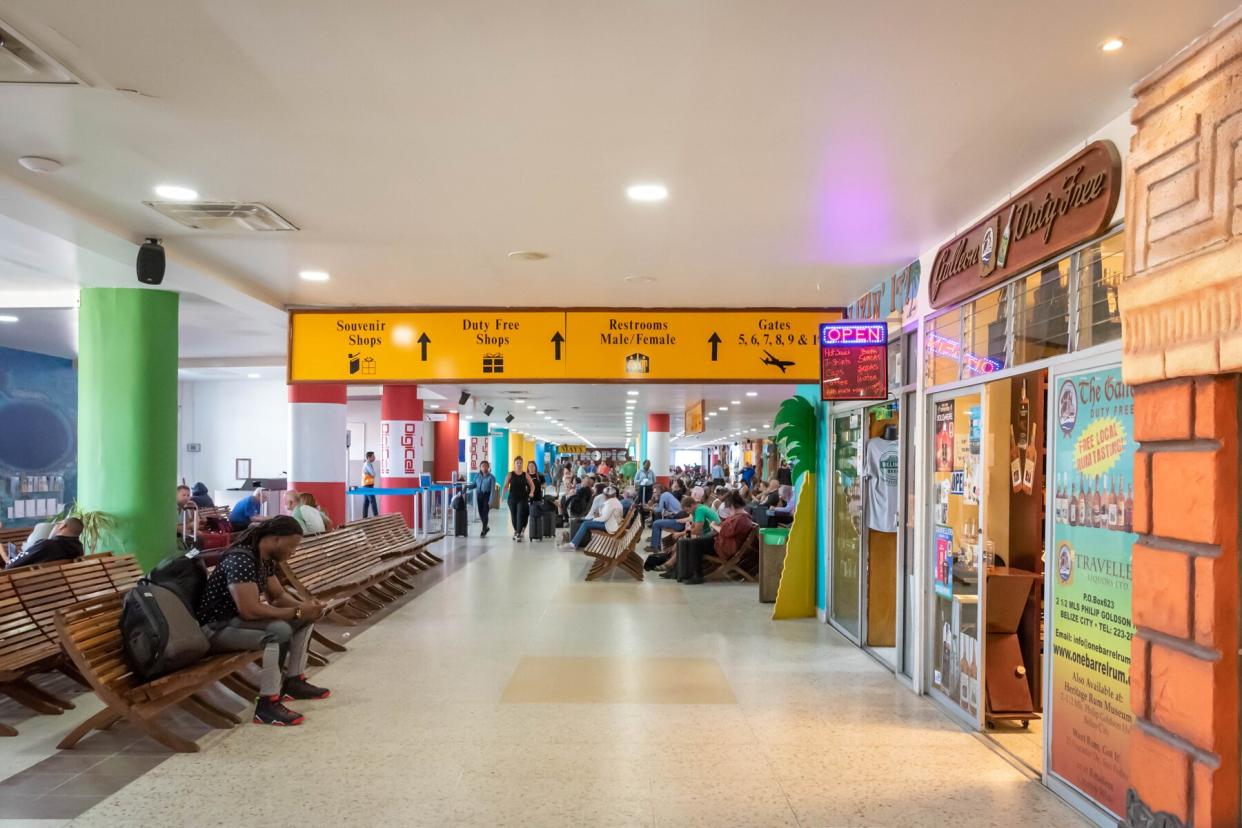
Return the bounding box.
[759,528,790,603]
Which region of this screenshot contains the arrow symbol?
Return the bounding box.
[417,332,431,361]
[551,331,564,360]
[707,332,721,361]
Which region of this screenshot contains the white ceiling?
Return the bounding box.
[420,382,794,448]
[0,0,1234,325]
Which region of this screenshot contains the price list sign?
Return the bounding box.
[820,322,888,401]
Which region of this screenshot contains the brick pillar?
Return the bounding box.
[1119,10,1242,825]
[1128,378,1240,827]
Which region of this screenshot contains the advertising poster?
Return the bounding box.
[934,401,954,472]
[933,527,953,599]
[1049,365,1135,818]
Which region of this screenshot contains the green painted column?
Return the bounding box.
[489,427,509,481]
[78,288,179,570]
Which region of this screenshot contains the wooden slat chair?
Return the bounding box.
[0,554,145,735]
[345,513,443,567]
[582,509,645,582]
[702,526,761,583]
[54,593,259,753]
[278,529,418,623]
[0,527,29,566]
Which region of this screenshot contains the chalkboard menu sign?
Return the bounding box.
[820,322,888,401]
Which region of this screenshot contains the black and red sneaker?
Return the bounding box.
[281,674,331,701]
[253,695,304,726]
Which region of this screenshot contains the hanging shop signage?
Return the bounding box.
[685,400,706,435]
[846,260,921,325]
[928,141,1121,309]
[290,308,840,383]
[1048,365,1135,818]
[819,322,888,401]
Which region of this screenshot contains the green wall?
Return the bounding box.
[78,288,179,570]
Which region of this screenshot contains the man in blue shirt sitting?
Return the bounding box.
[645,484,687,552]
[229,485,268,532]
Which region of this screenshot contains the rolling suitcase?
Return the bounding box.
[452,493,468,537]
[529,503,544,541]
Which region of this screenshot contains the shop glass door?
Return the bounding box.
[926,387,985,727]
[860,399,901,670]
[829,411,863,641]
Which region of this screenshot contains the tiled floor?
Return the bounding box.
[1,532,1087,827]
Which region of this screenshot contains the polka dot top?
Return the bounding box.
[194,546,277,625]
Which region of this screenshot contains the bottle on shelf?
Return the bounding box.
[1009,425,1022,492]
[1022,421,1037,495]
[1123,482,1134,533]
[1069,478,1079,526]
[1107,476,1119,529]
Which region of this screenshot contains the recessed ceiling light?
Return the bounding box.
[514,399,525,403]
[1100,38,1125,52]
[246,373,261,379]
[626,183,668,202]
[18,156,62,174]
[626,390,639,396]
[536,410,545,415]
[746,391,758,397]
[527,405,536,410]
[707,412,716,418]
[429,404,441,409]
[508,250,549,261]
[154,184,199,201]
[299,270,330,282]
[718,406,728,411]
[731,400,742,405]
[0,315,17,323]
[465,415,474,420]
[763,423,771,428]
[623,275,657,285]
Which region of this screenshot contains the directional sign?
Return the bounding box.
[289,310,567,382]
[564,310,835,382]
[289,308,840,383]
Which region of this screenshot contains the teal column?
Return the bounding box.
[467,421,490,482]
[78,288,179,571]
[794,384,828,613]
[490,427,509,481]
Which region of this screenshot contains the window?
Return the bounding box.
[924,230,1123,387]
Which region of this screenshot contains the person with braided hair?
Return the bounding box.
[193,515,331,726]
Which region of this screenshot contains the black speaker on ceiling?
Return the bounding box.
[459,391,470,405]
[505,413,515,423]
[483,404,494,416]
[136,239,165,285]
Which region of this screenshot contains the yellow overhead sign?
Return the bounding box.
[289,310,566,383]
[289,308,840,383]
[564,310,835,382]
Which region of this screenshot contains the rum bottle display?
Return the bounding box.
[1123,483,1134,533]
[1107,476,1119,529]
[1009,425,1022,491]
[1069,479,1079,525]
[1022,422,1037,495]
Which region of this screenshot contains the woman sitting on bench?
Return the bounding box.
[564,486,623,549]
[194,516,331,727]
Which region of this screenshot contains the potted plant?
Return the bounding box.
[65,503,122,556]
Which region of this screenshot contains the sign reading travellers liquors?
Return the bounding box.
[928,141,1121,309]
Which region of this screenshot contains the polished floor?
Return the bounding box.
[1,531,1085,827]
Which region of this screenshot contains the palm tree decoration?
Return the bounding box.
[772,395,819,619]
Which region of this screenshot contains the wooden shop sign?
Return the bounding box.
[928,141,1121,309]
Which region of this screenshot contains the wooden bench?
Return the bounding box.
[54,593,259,753]
[0,527,29,566]
[278,528,424,625]
[344,513,443,568]
[703,526,761,583]
[582,508,645,581]
[0,554,144,736]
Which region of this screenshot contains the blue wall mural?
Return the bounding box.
[0,346,77,527]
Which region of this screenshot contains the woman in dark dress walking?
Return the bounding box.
[501,456,533,541]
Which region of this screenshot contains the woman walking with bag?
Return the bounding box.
[500,456,532,542]
[526,460,547,541]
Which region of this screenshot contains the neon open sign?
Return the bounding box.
[820,322,888,401]
[820,322,888,346]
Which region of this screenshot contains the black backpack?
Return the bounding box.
[120,554,210,681]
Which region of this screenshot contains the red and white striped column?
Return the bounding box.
[380,384,424,528]
[646,412,670,485]
[288,384,348,524]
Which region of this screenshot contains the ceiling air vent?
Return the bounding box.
[143,201,299,232]
[0,20,85,84]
